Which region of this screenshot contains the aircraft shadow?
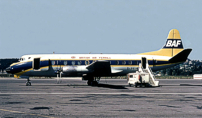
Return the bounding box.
[160,84,202,87]
[160,85,181,86]
[20,84,87,87]
[20,83,128,89]
[180,84,202,87]
[96,83,128,89]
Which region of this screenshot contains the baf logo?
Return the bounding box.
[166,40,182,47]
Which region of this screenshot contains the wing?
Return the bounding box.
[86,60,111,75]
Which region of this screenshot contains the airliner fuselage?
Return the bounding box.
[8,54,173,78]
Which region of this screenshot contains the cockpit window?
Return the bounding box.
[19,58,27,62]
[19,58,23,61]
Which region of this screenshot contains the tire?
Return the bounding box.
[26,82,31,86]
[135,83,138,88]
[92,81,98,86]
[87,81,92,86]
[87,81,98,86]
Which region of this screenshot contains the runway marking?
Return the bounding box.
[0,108,54,118]
[0,93,202,95]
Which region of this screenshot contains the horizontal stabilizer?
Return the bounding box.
[169,49,192,63]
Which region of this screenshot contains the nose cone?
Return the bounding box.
[6,67,11,73]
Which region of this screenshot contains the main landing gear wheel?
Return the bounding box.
[86,76,100,86]
[87,80,98,86]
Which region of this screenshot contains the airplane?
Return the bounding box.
[6,29,192,86]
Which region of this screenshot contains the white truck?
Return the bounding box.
[127,57,159,87]
[127,72,150,87]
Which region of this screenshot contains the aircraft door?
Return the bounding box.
[33,58,40,70]
[141,57,147,69]
[153,59,156,68]
[33,58,50,71]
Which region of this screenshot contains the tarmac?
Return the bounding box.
[0,78,202,118]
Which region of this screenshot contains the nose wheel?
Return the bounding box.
[26,81,31,86]
[26,78,31,86]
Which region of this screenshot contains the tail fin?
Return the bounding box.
[139,29,184,57]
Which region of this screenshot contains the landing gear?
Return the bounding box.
[87,80,98,86]
[87,76,100,86]
[26,78,31,86]
[26,81,31,86]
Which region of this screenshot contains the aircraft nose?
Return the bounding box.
[6,67,11,73]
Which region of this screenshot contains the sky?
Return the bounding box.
[0,0,202,60]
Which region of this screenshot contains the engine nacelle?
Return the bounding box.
[62,66,89,73]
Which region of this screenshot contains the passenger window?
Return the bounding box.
[64,61,67,65]
[72,61,75,65]
[129,61,132,65]
[130,75,133,78]
[52,61,55,65]
[78,61,81,65]
[85,61,89,65]
[122,61,126,65]
[116,61,119,65]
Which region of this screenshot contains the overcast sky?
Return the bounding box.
[0,0,202,59]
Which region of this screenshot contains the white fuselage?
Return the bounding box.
[9,53,176,78]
